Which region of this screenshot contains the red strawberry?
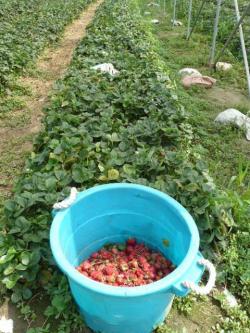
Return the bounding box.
[135,268,143,277]
[163,268,171,275]
[101,250,111,260]
[149,266,156,274]
[106,275,115,283]
[91,271,103,281]
[104,264,115,276]
[154,262,161,270]
[165,259,171,267]
[82,261,91,271]
[126,245,134,254]
[127,238,136,246]
[138,256,147,265]
[116,276,124,285]
[97,264,105,271]
[91,252,99,259]
[141,262,150,272]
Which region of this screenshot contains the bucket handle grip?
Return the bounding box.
[182,258,216,295]
[53,187,78,210]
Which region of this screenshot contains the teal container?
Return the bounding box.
[50,184,207,333]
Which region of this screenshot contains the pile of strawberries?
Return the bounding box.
[76,238,175,287]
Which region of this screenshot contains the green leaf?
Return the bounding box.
[45,177,57,189]
[44,305,56,317]
[2,275,18,289]
[98,175,108,181]
[0,255,8,264]
[98,164,105,172]
[21,252,30,266]
[61,100,69,107]
[4,265,15,276]
[117,244,125,251]
[72,167,83,183]
[185,183,199,192]
[16,263,28,271]
[6,279,17,289]
[4,200,16,212]
[72,165,93,183]
[107,169,119,180]
[51,295,67,313]
[0,251,15,264]
[201,231,215,244]
[123,164,136,176]
[22,288,32,300]
[11,292,22,304]
[30,250,41,265]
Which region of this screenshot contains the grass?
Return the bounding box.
[139,3,250,189]
[157,297,221,333]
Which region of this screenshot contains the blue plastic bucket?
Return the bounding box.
[50,183,207,333]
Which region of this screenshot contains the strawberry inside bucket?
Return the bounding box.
[76,239,175,287]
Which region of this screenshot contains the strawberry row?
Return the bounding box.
[0,0,92,94]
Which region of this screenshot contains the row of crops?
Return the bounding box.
[0,0,92,94]
[0,0,249,331]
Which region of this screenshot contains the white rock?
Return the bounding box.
[216,62,233,71]
[179,68,202,78]
[147,2,160,7]
[91,63,119,76]
[171,19,183,26]
[151,19,160,24]
[223,288,238,308]
[0,317,13,333]
[215,108,250,141]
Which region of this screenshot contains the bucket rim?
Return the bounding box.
[50,183,200,297]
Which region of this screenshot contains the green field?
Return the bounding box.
[0,0,92,96]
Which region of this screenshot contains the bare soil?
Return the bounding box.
[206,86,250,109]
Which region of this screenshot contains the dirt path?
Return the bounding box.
[206,86,250,109]
[0,0,103,200]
